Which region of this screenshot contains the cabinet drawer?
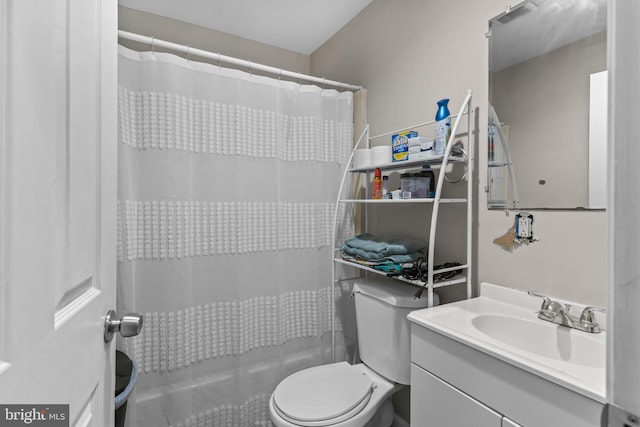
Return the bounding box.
[411,363,501,427]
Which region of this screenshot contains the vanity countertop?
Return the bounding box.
[408,282,606,403]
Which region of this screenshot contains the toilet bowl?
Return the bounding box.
[269,362,395,427]
[269,276,435,427]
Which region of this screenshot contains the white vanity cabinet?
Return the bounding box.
[409,323,603,427]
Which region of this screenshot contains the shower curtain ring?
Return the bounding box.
[248,60,252,76]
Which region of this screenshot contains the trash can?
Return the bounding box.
[115,350,137,427]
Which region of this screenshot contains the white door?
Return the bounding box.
[0,0,118,425]
[607,0,640,425]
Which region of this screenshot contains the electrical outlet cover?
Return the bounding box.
[515,213,533,239]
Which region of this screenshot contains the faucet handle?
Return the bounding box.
[527,291,551,310]
[527,291,561,319]
[579,306,606,324]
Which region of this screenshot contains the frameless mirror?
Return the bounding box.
[488,0,607,209]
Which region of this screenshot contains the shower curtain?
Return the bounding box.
[116,46,354,427]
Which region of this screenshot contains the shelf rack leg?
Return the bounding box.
[331,124,370,363]
[427,90,473,307]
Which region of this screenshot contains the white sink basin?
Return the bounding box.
[407,283,606,402]
[471,314,605,368]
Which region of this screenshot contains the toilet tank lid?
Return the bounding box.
[352,276,437,308]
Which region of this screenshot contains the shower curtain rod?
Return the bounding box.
[118,30,363,91]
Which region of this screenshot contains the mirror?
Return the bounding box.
[488,0,607,209]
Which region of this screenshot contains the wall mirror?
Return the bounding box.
[488,0,607,209]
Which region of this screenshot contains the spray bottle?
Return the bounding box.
[434,99,451,156]
[372,168,383,199]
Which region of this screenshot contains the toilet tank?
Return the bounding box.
[352,276,438,385]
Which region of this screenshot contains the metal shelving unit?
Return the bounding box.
[330,90,474,361]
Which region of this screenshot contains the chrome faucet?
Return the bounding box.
[528,291,605,334]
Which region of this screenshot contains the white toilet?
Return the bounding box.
[269,276,436,427]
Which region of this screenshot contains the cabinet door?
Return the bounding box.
[502,417,523,427]
[411,364,502,427]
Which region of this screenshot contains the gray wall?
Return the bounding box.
[118,6,310,76]
[311,0,607,307]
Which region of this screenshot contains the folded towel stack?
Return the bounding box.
[340,233,426,263]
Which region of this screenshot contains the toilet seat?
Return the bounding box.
[272,362,375,427]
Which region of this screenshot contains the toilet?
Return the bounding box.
[269,276,436,427]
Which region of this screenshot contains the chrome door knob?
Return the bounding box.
[104,309,144,343]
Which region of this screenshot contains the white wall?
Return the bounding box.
[311,0,607,307]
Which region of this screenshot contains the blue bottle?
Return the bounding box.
[434,99,451,156]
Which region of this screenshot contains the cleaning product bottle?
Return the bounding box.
[434,99,451,156]
[372,168,383,199]
[382,175,390,199]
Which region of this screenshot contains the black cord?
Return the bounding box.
[410,261,463,299]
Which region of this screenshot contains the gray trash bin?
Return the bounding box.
[115,350,137,427]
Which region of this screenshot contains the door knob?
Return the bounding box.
[104,310,144,343]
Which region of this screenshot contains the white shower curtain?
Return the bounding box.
[116,46,355,427]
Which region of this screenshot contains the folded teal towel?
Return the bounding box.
[340,233,426,262]
[341,248,424,263]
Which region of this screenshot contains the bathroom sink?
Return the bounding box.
[471,314,605,368]
[408,282,606,403]
[409,283,607,427]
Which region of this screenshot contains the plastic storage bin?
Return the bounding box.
[400,171,434,198]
